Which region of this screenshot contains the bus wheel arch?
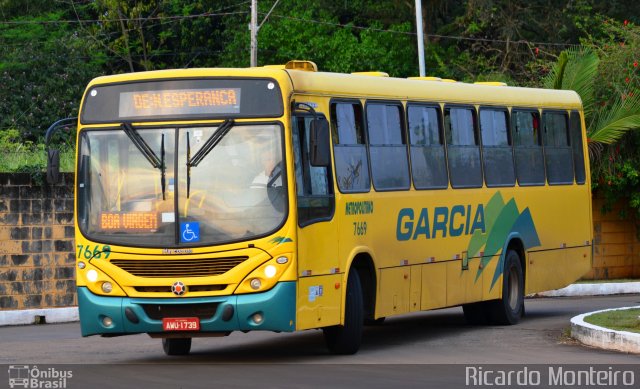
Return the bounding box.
[323,266,364,354]
[351,253,377,324]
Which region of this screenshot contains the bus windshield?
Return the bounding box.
[77,123,286,247]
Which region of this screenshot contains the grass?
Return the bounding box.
[584,308,640,334]
[0,148,75,173]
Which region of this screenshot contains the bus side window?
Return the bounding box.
[480,108,515,187]
[331,102,371,193]
[570,110,586,185]
[512,110,545,186]
[366,102,410,190]
[543,111,574,185]
[293,115,334,226]
[407,104,448,189]
[444,106,482,188]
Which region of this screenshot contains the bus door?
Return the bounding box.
[291,113,341,329]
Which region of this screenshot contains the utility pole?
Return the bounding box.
[250,0,281,67]
[250,0,258,67]
[415,0,425,77]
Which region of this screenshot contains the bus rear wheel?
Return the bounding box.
[323,270,364,355]
[490,250,524,325]
[162,338,192,356]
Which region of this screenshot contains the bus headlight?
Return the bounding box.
[87,269,98,282]
[79,265,126,296]
[264,265,277,278]
[101,282,113,293]
[235,255,292,294]
[250,278,262,290]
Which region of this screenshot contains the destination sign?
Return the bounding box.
[119,88,241,118]
[100,212,158,231]
[80,78,283,123]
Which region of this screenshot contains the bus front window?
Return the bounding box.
[77,124,286,247]
[177,124,286,245]
[78,129,176,246]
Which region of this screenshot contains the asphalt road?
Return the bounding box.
[1,295,639,388]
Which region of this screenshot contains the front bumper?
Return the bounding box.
[77,282,296,336]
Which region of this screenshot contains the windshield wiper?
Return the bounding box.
[186,119,234,198]
[121,122,166,200]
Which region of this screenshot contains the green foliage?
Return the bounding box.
[0,129,75,173]
[543,19,640,222]
[0,8,105,141]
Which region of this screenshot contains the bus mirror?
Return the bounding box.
[46,149,60,184]
[310,118,330,167]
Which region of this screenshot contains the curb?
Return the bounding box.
[0,307,78,326]
[571,306,640,354]
[534,282,640,297]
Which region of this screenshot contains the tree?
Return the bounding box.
[543,19,640,220]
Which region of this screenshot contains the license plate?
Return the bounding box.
[162,317,200,331]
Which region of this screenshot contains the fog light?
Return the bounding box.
[87,269,98,282]
[102,316,113,327]
[251,313,264,324]
[101,282,113,293]
[264,265,277,278]
[78,261,86,269]
[250,278,261,290]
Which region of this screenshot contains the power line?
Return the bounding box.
[0,6,580,49]
[0,10,248,25]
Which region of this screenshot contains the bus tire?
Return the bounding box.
[462,302,490,325]
[162,338,192,356]
[323,270,364,355]
[490,250,524,325]
[364,317,385,326]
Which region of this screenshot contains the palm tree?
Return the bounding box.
[542,48,640,159]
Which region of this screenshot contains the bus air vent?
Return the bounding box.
[134,285,227,293]
[110,257,248,278]
[141,302,220,320]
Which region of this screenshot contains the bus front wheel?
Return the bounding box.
[323,270,364,355]
[162,338,192,356]
[490,250,524,325]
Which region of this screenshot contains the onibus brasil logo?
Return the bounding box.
[8,365,73,388]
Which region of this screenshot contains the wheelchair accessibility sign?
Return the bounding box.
[180,222,200,243]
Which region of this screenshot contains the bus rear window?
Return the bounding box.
[81,78,283,123]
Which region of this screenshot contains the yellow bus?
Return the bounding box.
[52,60,592,355]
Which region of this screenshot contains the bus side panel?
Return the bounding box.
[410,265,421,312]
[377,267,411,317]
[446,261,465,306]
[525,246,591,294]
[421,262,447,310]
[296,274,342,330]
[481,254,503,301]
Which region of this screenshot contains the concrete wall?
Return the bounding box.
[0,173,76,310]
[586,196,640,280]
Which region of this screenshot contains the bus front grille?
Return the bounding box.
[141,302,220,320]
[109,257,248,278]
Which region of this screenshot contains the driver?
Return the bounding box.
[251,149,281,188]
